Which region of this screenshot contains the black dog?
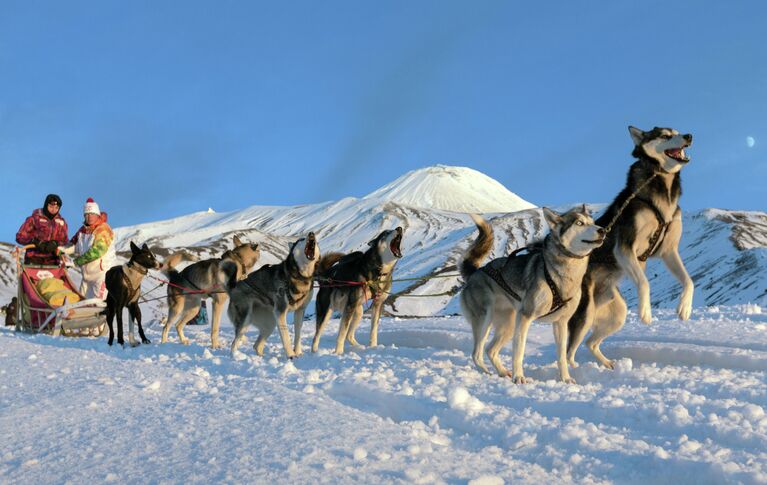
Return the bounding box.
[104,242,161,346]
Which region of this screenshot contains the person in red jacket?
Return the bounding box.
[16,194,69,265]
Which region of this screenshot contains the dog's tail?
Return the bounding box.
[315,252,345,277]
[461,214,494,280]
[160,251,198,278]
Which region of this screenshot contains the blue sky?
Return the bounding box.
[1,1,765,241]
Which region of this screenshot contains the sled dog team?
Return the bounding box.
[109,125,695,384]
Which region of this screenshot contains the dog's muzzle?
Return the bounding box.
[305,233,317,260]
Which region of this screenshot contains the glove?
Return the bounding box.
[38,240,59,254]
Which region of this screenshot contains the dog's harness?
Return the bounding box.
[285,259,313,306]
[636,198,671,262]
[480,236,578,316]
[242,277,275,306]
[123,262,147,303]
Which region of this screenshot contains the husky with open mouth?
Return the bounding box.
[567,126,694,370]
[460,207,605,383]
[227,233,320,359]
[312,227,404,354]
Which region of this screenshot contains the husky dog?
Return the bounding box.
[460,207,604,383]
[161,235,260,347]
[227,233,320,359]
[312,227,403,355]
[566,126,694,369]
[104,242,163,346]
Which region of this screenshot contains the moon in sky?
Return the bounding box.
[746,136,756,148]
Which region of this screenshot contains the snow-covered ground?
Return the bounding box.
[2,305,766,484]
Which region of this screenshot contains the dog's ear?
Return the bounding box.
[142,243,150,252]
[580,203,589,216]
[233,235,243,247]
[628,126,644,145]
[250,243,259,251]
[130,241,140,254]
[542,207,562,229]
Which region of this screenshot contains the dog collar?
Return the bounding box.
[127,262,148,275]
[545,235,589,260]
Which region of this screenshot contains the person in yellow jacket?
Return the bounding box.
[60,198,116,300]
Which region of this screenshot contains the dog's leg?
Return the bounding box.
[335,306,358,355]
[161,294,182,344]
[116,305,125,347]
[106,299,116,346]
[292,307,306,357]
[274,310,296,360]
[553,319,575,383]
[312,300,333,353]
[345,303,365,347]
[131,302,150,344]
[210,294,227,349]
[231,321,249,356]
[587,289,627,369]
[510,312,535,384]
[127,302,138,347]
[485,312,517,379]
[470,307,493,374]
[174,303,200,345]
[615,244,652,324]
[368,298,385,347]
[567,284,596,368]
[661,248,694,321]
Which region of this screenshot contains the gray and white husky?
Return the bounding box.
[227,233,320,359]
[312,227,403,354]
[460,207,605,383]
[566,126,694,369]
[161,235,261,347]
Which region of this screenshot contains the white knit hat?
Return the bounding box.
[83,197,100,215]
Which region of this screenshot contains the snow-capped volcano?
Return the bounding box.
[363,165,536,213]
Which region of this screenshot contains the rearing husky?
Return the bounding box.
[227,233,320,359]
[566,126,694,369]
[461,207,604,383]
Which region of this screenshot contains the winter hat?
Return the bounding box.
[44,194,62,207]
[83,197,100,215]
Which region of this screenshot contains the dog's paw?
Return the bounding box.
[568,359,579,369]
[639,304,653,324]
[512,375,530,384]
[180,338,191,345]
[677,299,692,321]
[561,376,576,384]
[210,341,226,350]
[142,338,151,345]
[603,360,615,370]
